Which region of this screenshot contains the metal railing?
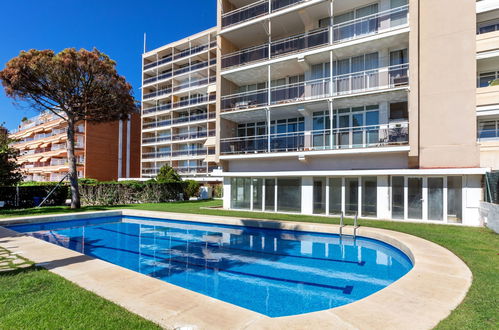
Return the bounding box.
[221,0,308,28]
[143,41,216,70]
[142,148,209,159]
[143,58,216,86]
[221,5,409,69]
[143,94,216,116]
[478,129,499,141]
[221,64,408,112]
[220,123,409,155]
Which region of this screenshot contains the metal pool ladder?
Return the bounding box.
[339,212,360,239]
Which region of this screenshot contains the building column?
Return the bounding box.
[301,177,314,215]
[377,176,390,219]
[223,176,231,209]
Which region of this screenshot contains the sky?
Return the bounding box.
[0,0,216,131]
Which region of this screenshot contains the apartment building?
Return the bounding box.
[214,0,492,226]
[141,28,219,182]
[477,0,499,171]
[10,111,140,182]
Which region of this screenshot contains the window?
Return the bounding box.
[231,178,251,209]
[345,178,359,215]
[277,178,302,213]
[391,176,404,219]
[313,178,327,214]
[328,178,342,214]
[252,178,263,211]
[265,179,276,211]
[362,177,377,217]
[447,177,462,223]
[389,102,409,121]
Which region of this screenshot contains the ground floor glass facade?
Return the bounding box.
[228,175,466,223]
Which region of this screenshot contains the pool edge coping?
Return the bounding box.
[0,209,472,330]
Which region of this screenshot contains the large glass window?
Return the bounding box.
[407,177,423,220]
[392,176,404,219]
[264,179,276,211]
[428,177,444,221]
[277,178,302,213]
[329,178,342,214]
[345,178,359,215]
[313,178,326,214]
[447,177,462,223]
[252,178,263,211]
[231,178,251,209]
[362,177,377,217]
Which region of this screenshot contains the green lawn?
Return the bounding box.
[0,200,498,329]
[0,258,160,329]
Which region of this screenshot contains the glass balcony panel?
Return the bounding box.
[271,28,329,57]
[271,0,305,11]
[222,0,269,28]
[221,123,408,155]
[221,89,268,112]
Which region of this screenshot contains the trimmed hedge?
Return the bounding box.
[79,182,186,206]
[0,185,69,209]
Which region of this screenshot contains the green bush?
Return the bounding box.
[213,184,223,198]
[79,181,186,206]
[0,185,69,208]
[184,180,200,200]
[156,165,181,182]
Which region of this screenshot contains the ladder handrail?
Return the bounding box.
[339,212,345,237]
[353,212,360,239]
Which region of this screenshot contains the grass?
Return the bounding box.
[0,247,160,329]
[1,200,498,329]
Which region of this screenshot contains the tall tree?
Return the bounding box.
[0,125,22,186]
[0,48,137,208]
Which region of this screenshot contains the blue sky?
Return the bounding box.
[0,0,216,131]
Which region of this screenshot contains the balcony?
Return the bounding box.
[221,0,308,28]
[221,64,409,112]
[142,148,209,160]
[143,59,216,87]
[221,123,409,155]
[143,41,216,71]
[221,5,409,69]
[143,94,217,115]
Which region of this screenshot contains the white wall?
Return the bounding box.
[223,177,231,209]
[463,175,484,226]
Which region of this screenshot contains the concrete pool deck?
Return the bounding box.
[0,210,472,330]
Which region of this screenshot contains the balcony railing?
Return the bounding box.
[142,148,209,159]
[221,123,409,155]
[143,87,171,100]
[143,41,216,70]
[142,165,218,176]
[143,129,215,144]
[221,64,409,112]
[222,0,308,28]
[143,58,216,86]
[143,112,215,129]
[222,0,269,28]
[478,129,499,141]
[221,5,409,69]
[143,95,216,115]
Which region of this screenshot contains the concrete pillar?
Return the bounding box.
[223,176,231,209]
[463,175,483,226]
[377,176,391,219]
[301,177,314,215]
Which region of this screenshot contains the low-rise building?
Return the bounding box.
[9,111,141,182]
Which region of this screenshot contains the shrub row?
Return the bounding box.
[79,181,187,206]
[0,180,206,209]
[0,185,69,209]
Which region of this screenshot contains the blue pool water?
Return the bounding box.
[8,216,412,317]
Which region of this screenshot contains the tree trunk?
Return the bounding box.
[66,117,81,209]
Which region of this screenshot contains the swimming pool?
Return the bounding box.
[8,216,413,317]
